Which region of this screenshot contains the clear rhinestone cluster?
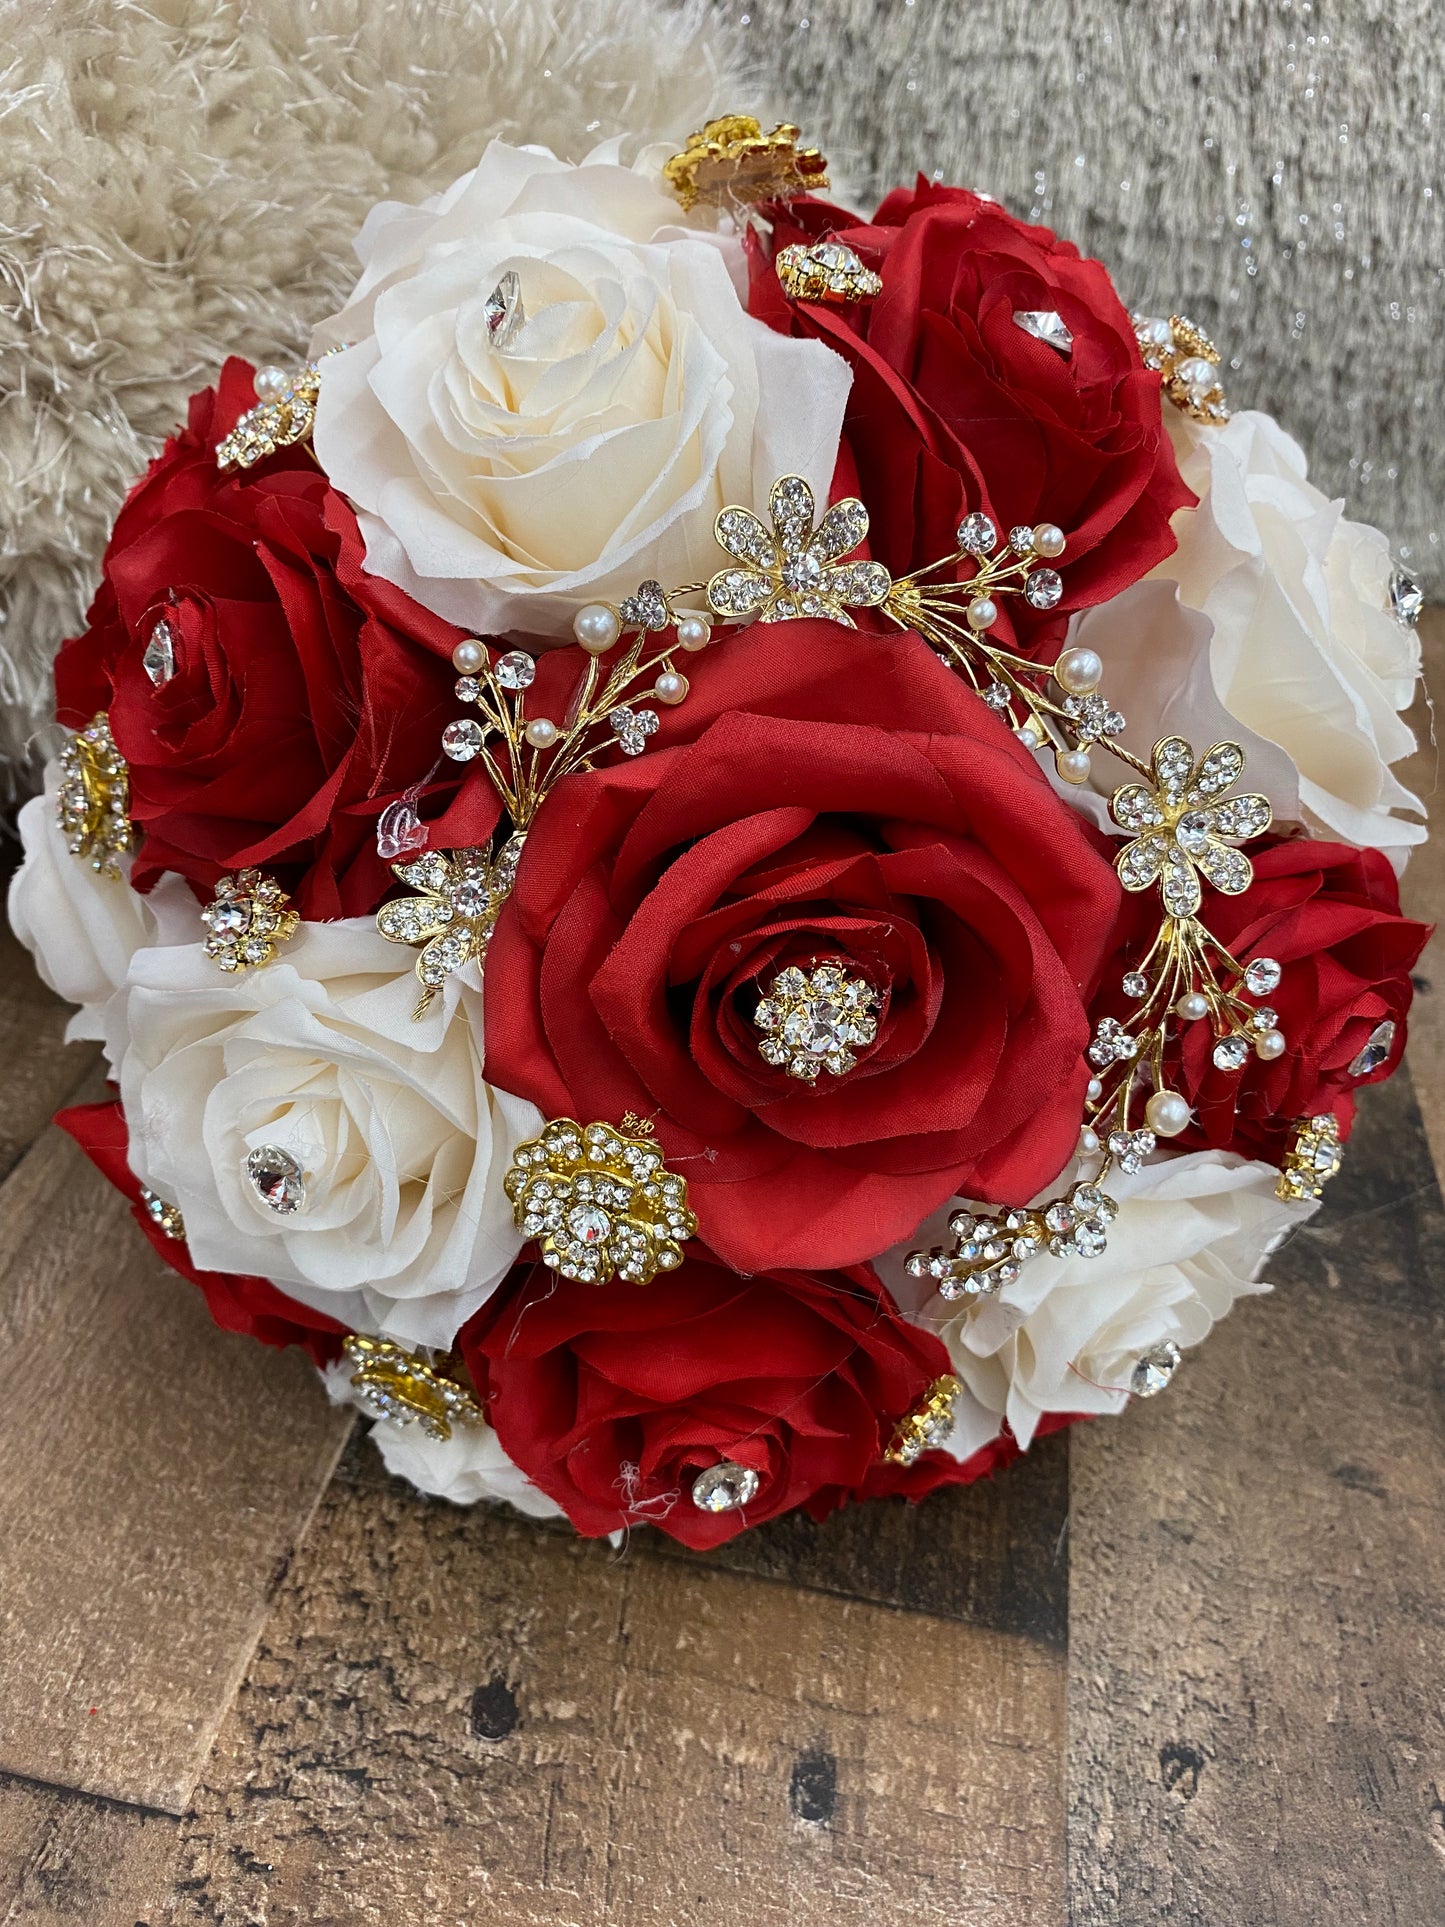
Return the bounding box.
[906,1205,1047,1299]
[1088,1016,1140,1068]
[753,963,879,1082]
[216,359,325,471]
[1132,313,1230,423]
[1042,1181,1119,1259]
[505,1120,697,1286]
[1276,1114,1344,1202]
[342,1334,482,1441]
[376,835,524,1016]
[201,869,298,972]
[608,704,660,756]
[57,715,134,876]
[775,239,882,304]
[1111,737,1271,918]
[707,476,891,627]
[884,1374,962,1466]
[138,1187,185,1240]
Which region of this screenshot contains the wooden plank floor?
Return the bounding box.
[1,614,1440,1924]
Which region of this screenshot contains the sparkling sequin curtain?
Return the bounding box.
[720,0,1443,591]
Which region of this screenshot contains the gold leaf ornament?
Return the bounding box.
[662,115,828,213]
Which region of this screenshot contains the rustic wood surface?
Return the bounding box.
[0,617,1439,1924]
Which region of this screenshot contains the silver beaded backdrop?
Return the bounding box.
[723,0,1442,589]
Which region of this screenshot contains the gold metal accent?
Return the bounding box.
[505,1119,697,1286]
[1276,1114,1343,1202]
[662,115,828,213]
[200,869,299,972]
[377,835,525,1019]
[1133,313,1230,423]
[775,239,882,304]
[706,475,890,627]
[1110,737,1272,918]
[342,1335,483,1440]
[57,715,134,875]
[216,361,323,471]
[884,1374,962,1466]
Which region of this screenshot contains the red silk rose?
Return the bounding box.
[460,1252,957,1547]
[57,1099,345,1366]
[483,623,1120,1272]
[749,186,1193,652]
[1095,836,1429,1159]
[54,359,498,919]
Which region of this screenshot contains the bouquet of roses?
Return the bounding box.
[13,115,1427,1546]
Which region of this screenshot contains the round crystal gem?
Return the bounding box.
[781,551,824,592]
[1121,971,1149,999]
[956,511,997,554]
[209,899,249,936]
[1213,1034,1250,1072]
[442,719,485,762]
[1175,809,1211,853]
[691,1462,761,1513]
[1131,1341,1182,1398]
[495,650,536,691]
[245,1145,306,1215]
[567,1204,612,1246]
[1243,956,1282,996]
[1024,567,1063,610]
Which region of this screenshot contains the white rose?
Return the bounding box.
[879,1151,1313,1449]
[8,761,193,1046]
[312,137,852,636]
[108,922,542,1349]
[321,1363,561,1516]
[1145,409,1424,865]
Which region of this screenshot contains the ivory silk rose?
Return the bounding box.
[312,139,853,637]
[53,359,487,920]
[749,182,1193,651]
[1147,409,1425,865]
[105,921,542,1348]
[881,1150,1309,1447]
[482,621,1123,1274]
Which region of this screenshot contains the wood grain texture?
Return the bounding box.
[0,924,100,1183]
[1067,1067,1445,1924]
[0,1119,352,1816]
[155,1456,1066,1927]
[0,1773,177,1927]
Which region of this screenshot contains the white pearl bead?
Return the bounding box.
[252,364,290,402]
[967,596,998,631]
[524,718,559,749]
[1032,522,1066,558]
[451,638,485,675]
[1015,723,1041,750]
[1054,646,1103,695]
[1175,991,1210,1023]
[1086,1076,1104,1104]
[654,671,689,705]
[1145,1090,1191,1137]
[1254,1028,1287,1061]
[1078,1125,1101,1156]
[1056,747,1092,784]
[573,604,621,653]
[675,615,712,652]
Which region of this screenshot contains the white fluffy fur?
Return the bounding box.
[0,0,746,791]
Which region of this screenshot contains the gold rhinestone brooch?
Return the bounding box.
[376,835,525,1018]
[753,963,879,1081]
[201,869,299,971]
[505,1119,697,1286]
[663,114,828,213]
[884,1375,962,1466]
[1133,313,1230,423]
[57,715,134,875]
[707,475,891,627]
[1276,1114,1343,1202]
[342,1335,483,1441]
[216,359,324,471]
[1111,737,1271,919]
[775,239,881,304]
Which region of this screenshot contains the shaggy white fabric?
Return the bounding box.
[0,0,744,790]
